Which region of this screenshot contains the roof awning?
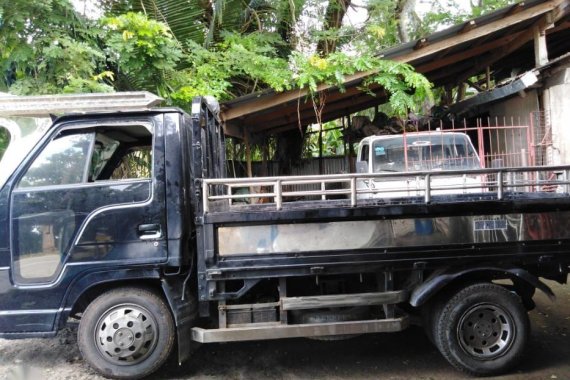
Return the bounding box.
[220,0,570,139]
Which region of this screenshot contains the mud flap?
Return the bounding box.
[161,277,199,364]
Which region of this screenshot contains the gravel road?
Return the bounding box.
[1,281,569,380]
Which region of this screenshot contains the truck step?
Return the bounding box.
[280,290,408,311]
[192,316,409,343]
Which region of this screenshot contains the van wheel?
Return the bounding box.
[435,283,529,376]
[78,287,175,379]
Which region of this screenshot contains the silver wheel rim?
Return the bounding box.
[94,304,158,365]
[457,303,515,360]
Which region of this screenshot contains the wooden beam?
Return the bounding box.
[415,32,521,73]
[248,91,385,133]
[506,2,526,16]
[547,19,570,34]
[251,95,386,135]
[455,11,559,85]
[222,122,244,139]
[429,60,482,84]
[243,84,384,129]
[432,47,453,62]
[466,78,485,92]
[392,0,563,63]
[449,71,538,115]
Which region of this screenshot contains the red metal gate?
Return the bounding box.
[411,116,537,169]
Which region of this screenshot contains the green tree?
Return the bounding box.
[0,0,112,94]
[102,12,183,94]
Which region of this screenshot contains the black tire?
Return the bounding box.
[78,287,175,379]
[422,294,446,347]
[435,283,529,376]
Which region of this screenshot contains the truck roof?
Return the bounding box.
[360,131,470,144]
[52,107,186,122]
[0,92,164,117]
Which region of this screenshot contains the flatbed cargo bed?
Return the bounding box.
[195,165,570,294]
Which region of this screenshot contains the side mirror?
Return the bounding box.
[356,161,369,173]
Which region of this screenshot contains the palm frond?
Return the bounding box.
[134,0,208,44]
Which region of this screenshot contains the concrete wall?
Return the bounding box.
[545,65,570,165]
[487,89,540,124]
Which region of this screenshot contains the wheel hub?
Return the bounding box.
[473,320,494,338]
[95,304,158,364]
[457,303,515,359]
[114,328,135,348]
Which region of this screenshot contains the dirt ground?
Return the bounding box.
[1,281,569,380]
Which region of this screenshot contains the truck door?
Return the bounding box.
[0,115,167,334]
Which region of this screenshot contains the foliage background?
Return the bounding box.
[0,0,515,162]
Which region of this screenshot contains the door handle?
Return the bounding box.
[137,223,162,240]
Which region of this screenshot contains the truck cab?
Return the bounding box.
[0,93,225,339]
[355,132,483,198]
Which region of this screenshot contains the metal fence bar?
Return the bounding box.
[275,180,282,210]
[201,165,570,212]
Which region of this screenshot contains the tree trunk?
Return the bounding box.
[395,0,416,43]
[316,0,352,56]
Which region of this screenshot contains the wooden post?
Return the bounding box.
[486,66,491,90]
[261,136,269,177]
[533,25,548,66]
[245,135,254,203]
[458,83,467,101]
[342,116,348,170]
[245,136,253,178]
[348,116,356,173]
[319,123,323,175]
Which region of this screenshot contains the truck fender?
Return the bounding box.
[409,266,555,307]
[59,267,162,327]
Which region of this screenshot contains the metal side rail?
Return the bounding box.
[281,290,408,311]
[202,165,570,212]
[192,316,409,343]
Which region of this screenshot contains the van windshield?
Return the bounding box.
[372,133,481,173]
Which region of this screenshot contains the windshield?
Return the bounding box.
[0,117,52,190]
[372,133,481,173]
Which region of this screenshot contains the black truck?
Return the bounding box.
[0,94,569,379]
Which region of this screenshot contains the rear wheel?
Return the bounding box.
[78,287,175,379]
[435,283,529,376]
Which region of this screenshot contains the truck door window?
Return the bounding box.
[110,147,152,180]
[11,124,154,283]
[89,126,152,181]
[18,133,94,188]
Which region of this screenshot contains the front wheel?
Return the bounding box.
[78,287,175,379]
[435,283,529,376]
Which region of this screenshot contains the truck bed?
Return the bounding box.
[195,166,570,297]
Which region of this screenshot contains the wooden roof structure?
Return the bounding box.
[220,0,570,139]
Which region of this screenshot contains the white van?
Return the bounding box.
[356,132,483,199]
